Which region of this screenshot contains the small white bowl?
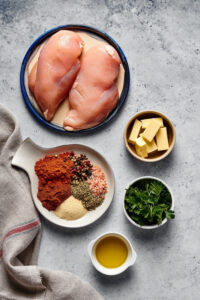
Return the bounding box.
[123,176,174,230]
[88,232,137,276]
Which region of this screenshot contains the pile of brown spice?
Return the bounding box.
[35,153,74,210]
[35,152,74,183]
[38,181,72,210]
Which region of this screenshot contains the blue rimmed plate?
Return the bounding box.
[20,24,130,133]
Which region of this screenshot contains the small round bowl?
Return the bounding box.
[123,176,174,230]
[124,111,176,162]
[88,232,137,275]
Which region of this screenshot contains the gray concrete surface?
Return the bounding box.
[1,1,200,299]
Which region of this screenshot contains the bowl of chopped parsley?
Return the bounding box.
[124,176,175,229]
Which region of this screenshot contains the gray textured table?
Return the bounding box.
[1,1,200,299]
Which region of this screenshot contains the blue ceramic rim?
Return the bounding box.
[20,24,130,133]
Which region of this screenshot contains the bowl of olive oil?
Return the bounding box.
[88,232,137,275]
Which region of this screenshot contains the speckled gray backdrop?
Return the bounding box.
[0,1,200,299]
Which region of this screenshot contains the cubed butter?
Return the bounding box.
[142,119,161,142]
[128,119,142,145]
[139,133,157,153]
[146,138,157,153]
[156,127,169,151]
[135,137,148,158]
[141,118,164,129]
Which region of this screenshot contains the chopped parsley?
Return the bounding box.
[125,179,175,226]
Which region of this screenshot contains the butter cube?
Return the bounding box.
[146,139,157,153]
[156,127,169,151]
[128,119,142,145]
[142,119,161,142]
[139,134,157,153]
[135,137,148,158]
[141,118,164,129]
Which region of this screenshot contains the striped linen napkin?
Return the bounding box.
[0,104,103,300]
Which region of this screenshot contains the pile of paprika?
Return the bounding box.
[35,153,74,210]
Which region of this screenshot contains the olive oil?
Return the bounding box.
[95,236,128,268]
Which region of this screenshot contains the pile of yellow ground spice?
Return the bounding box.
[54,196,87,220]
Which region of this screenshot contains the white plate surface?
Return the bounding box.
[12,138,115,228]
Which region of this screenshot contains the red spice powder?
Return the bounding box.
[35,153,74,184]
[35,153,74,211]
[38,181,71,211]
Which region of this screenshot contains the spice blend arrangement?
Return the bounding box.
[35,151,108,220]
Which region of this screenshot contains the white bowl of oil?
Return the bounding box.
[88,232,137,275]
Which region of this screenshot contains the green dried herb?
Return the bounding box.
[125,179,175,226]
[71,181,104,210]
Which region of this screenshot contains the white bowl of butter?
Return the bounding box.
[88,232,137,275]
[124,111,176,162]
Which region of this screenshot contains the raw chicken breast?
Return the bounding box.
[63,44,121,131]
[28,30,83,121]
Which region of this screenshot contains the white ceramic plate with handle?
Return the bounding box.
[11,138,115,228]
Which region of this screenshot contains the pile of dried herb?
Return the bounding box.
[71,181,104,210]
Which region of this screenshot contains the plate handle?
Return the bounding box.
[11,138,41,174]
